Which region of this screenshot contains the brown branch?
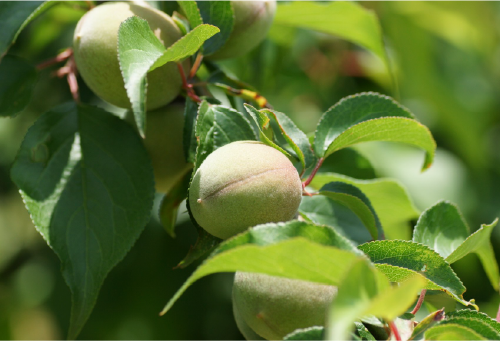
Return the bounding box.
[178,63,201,103]
[302,157,324,188]
[189,53,204,79]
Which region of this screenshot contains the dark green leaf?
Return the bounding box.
[447,310,500,335]
[284,326,324,340]
[183,98,199,164]
[0,1,57,59]
[354,322,377,341]
[16,103,155,339]
[161,221,365,315]
[0,55,38,117]
[311,173,419,240]
[194,101,257,169]
[159,171,191,238]
[177,1,203,28]
[314,93,435,170]
[317,148,376,180]
[263,108,316,175]
[425,324,486,340]
[118,16,219,136]
[273,2,390,71]
[318,182,381,240]
[175,226,221,269]
[438,317,500,340]
[413,201,499,290]
[196,1,234,55]
[358,240,475,308]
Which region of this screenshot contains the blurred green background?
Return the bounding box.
[1,1,500,339]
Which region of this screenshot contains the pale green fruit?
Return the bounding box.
[233,272,337,340]
[208,1,277,60]
[73,2,183,109]
[233,299,265,340]
[188,141,302,239]
[126,104,192,193]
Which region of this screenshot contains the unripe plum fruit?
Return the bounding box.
[208,1,277,60]
[73,2,183,109]
[126,104,192,193]
[232,272,337,340]
[188,141,302,239]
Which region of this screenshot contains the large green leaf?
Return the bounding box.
[0,55,38,117]
[12,103,155,339]
[194,101,257,169]
[424,324,486,340]
[311,173,419,240]
[177,1,203,28]
[437,317,500,340]
[160,221,365,315]
[183,98,199,164]
[413,201,499,290]
[358,240,475,308]
[159,171,191,238]
[196,1,234,55]
[314,93,436,170]
[447,310,500,335]
[327,259,425,340]
[273,2,389,71]
[118,16,219,136]
[0,1,58,59]
[318,182,381,240]
[317,148,376,180]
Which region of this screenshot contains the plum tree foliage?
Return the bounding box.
[73,2,183,109]
[188,141,302,239]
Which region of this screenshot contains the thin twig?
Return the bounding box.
[302,157,324,188]
[56,55,80,103]
[37,48,73,70]
[178,63,201,103]
[189,53,204,79]
[389,321,402,341]
[411,289,427,315]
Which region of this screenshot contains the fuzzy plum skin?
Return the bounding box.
[73,2,183,109]
[233,272,337,340]
[188,141,302,239]
[208,1,277,60]
[126,104,192,193]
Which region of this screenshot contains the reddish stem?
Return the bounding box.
[496,302,500,323]
[389,321,402,341]
[302,158,324,188]
[189,53,204,79]
[178,63,201,103]
[37,48,73,70]
[411,289,427,315]
[55,55,80,103]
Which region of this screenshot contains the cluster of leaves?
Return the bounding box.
[1,1,499,340]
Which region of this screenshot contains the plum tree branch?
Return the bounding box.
[177,63,201,103]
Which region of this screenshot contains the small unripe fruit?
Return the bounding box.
[126,104,192,193]
[233,272,337,340]
[73,2,183,109]
[188,141,302,239]
[208,1,277,60]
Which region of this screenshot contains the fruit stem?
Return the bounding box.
[55,54,80,103]
[37,48,73,70]
[389,321,402,341]
[410,289,427,316]
[178,63,202,103]
[302,157,324,188]
[189,53,204,79]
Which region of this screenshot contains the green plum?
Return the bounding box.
[73,2,184,109]
[188,141,302,239]
[233,272,337,340]
[208,1,277,60]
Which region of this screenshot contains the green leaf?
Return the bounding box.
[438,317,500,340]
[318,182,381,240]
[299,195,372,245]
[327,258,425,340]
[183,98,199,164]
[358,240,475,309]
[243,104,290,157]
[13,103,155,339]
[410,309,445,340]
[0,55,38,117]
[159,171,191,238]
[273,2,390,72]
[317,148,376,180]
[0,1,58,59]
[447,310,500,335]
[194,101,257,169]
[354,322,377,341]
[424,324,487,340]
[284,326,324,340]
[161,221,365,315]
[413,201,499,290]
[311,173,419,240]
[175,226,221,269]
[263,108,316,175]
[314,93,436,170]
[177,1,203,28]
[196,1,234,55]
[118,16,219,137]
